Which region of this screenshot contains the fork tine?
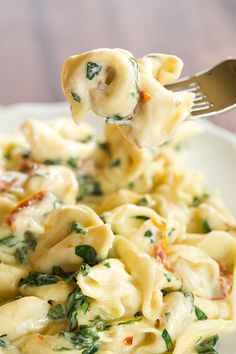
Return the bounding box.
[194,92,206,102]
[171,84,200,93]
[192,102,213,112]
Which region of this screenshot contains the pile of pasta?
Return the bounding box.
[0,118,235,354]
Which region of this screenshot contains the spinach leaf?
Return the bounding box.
[129,57,138,80]
[60,316,110,353]
[67,157,79,168]
[0,235,16,247]
[118,313,142,326]
[201,219,212,233]
[15,246,28,264]
[71,222,86,235]
[162,329,173,351]
[103,262,111,269]
[191,193,209,207]
[80,263,91,276]
[66,271,79,284]
[75,245,98,266]
[15,231,37,264]
[86,62,102,80]
[132,215,149,221]
[137,197,148,206]
[71,91,81,102]
[44,159,62,165]
[109,159,121,168]
[52,266,68,278]
[164,273,172,283]
[195,306,208,321]
[19,271,59,287]
[98,142,109,152]
[48,304,66,320]
[77,175,102,200]
[0,334,8,348]
[53,347,73,352]
[195,335,219,353]
[144,230,155,244]
[66,287,90,330]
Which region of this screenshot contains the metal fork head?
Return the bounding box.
[166,58,236,118]
[106,59,236,125]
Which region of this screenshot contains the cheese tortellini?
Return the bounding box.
[0,70,236,352]
[62,48,194,147]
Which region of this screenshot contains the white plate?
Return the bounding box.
[0,102,235,353]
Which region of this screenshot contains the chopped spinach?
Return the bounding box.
[105,114,126,123]
[180,288,195,305]
[195,335,219,353]
[15,246,28,264]
[67,157,79,168]
[79,135,93,143]
[144,229,155,244]
[129,57,138,80]
[118,313,142,326]
[86,62,102,80]
[132,215,150,221]
[195,306,208,321]
[191,193,209,207]
[48,304,66,320]
[44,159,62,165]
[103,262,111,268]
[99,215,106,223]
[66,271,79,284]
[71,221,87,235]
[80,263,91,276]
[15,231,37,264]
[0,334,8,348]
[75,245,98,266]
[71,91,81,102]
[0,235,16,247]
[52,266,68,278]
[109,159,121,168]
[162,329,173,351]
[77,175,102,200]
[164,273,172,283]
[19,271,59,287]
[54,347,73,352]
[98,142,109,152]
[66,287,90,330]
[137,197,148,206]
[60,330,99,354]
[60,316,110,353]
[201,219,212,233]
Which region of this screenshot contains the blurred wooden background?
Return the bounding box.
[0,0,235,131]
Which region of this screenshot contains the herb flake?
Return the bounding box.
[0,235,16,247]
[71,91,81,102]
[195,306,208,321]
[19,272,59,287]
[48,304,66,320]
[162,329,173,351]
[80,263,91,276]
[87,62,102,80]
[75,245,98,266]
[66,288,90,331]
[195,335,219,353]
[71,221,86,235]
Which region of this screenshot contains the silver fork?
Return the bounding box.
[106,58,236,125]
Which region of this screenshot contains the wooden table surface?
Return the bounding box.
[0,0,235,132]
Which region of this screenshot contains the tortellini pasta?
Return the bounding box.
[0,109,235,352]
[62,48,194,147]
